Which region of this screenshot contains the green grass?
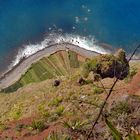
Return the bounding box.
[9,104,22,120]
[55,105,65,116]
[124,66,137,83]
[31,119,47,132]
[68,51,79,68]
[92,86,104,94]
[48,97,63,107]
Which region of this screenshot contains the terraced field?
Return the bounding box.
[2,50,86,93]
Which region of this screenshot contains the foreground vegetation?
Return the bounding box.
[0,64,139,139]
[0,49,140,140]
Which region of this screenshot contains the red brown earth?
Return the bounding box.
[0,117,62,140]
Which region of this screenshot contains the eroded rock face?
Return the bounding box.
[82,49,129,80]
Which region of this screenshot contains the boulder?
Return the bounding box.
[53,79,60,87]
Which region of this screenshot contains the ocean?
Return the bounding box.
[0,0,140,74]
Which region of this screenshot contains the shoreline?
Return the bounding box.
[0,42,102,79]
[0,43,139,90]
[0,43,101,89]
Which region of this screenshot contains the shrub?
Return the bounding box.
[48,97,63,107]
[111,101,131,118]
[92,86,104,94]
[63,119,86,131]
[0,123,8,131]
[124,67,137,82]
[31,120,47,132]
[55,105,65,116]
[10,105,22,120]
[38,103,50,118]
[82,59,98,78]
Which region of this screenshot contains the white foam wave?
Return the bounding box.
[10,33,110,69]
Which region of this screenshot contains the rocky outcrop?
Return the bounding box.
[53,79,60,87]
[82,49,129,80]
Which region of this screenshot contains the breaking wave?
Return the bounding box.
[9,33,111,69]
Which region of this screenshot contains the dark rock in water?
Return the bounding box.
[78,77,86,85]
[82,49,129,80]
[53,80,60,87]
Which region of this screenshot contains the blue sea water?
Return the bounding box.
[0,0,140,73]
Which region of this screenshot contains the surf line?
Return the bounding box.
[0,42,104,89]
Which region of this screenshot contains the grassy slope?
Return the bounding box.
[0,72,106,132]
[2,50,86,93]
[0,62,140,139]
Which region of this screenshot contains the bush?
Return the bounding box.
[0,123,8,131]
[130,67,137,77]
[92,86,104,94]
[48,97,63,107]
[63,119,86,131]
[31,120,47,132]
[10,105,22,120]
[38,103,50,118]
[111,101,131,118]
[55,105,65,116]
[124,67,137,82]
[82,59,98,78]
